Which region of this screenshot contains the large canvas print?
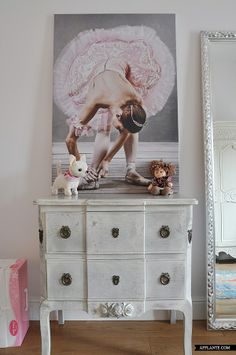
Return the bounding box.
[53,14,178,194]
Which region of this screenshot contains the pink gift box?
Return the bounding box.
[0,259,29,348]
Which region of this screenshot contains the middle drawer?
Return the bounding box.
[86,212,144,254]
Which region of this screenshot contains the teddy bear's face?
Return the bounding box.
[154,167,166,179]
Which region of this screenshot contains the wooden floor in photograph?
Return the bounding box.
[0,320,236,355]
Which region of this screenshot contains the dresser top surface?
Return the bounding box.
[35,194,198,206]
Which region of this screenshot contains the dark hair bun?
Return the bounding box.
[121,104,146,133]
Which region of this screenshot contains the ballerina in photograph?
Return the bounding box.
[54,25,175,189]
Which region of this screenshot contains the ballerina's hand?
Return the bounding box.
[97,160,109,178]
[74,125,84,137]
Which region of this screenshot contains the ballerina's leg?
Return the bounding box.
[65,126,81,160]
[124,133,151,186]
[90,130,111,170]
[78,129,111,190]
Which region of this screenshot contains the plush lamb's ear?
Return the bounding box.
[69,154,76,166]
[80,154,87,162]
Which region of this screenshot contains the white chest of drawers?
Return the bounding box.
[36,194,197,355]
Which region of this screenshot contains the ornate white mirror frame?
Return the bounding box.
[201,31,236,330]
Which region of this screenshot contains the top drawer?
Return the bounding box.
[86,211,144,254]
[145,206,190,253]
[45,211,85,252]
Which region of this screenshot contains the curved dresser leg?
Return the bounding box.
[183,300,192,355]
[40,301,51,355]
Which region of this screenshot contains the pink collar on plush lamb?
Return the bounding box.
[64,170,79,180]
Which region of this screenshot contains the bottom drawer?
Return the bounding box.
[47,260,86,300]
[87,259,144,299]
[146,260,185,299]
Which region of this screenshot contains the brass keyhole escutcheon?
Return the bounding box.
[160,272,170,285]
[159,225,170,239]
[60,226,71,239]
[112,275,120,285]
[112,228,119,238]
[61,273,72,286]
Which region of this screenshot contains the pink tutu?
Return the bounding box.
[54,25,175,135]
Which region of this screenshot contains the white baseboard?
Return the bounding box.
[29,297,206,321]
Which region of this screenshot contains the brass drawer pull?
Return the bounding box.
[59,226,71,239]
[61,273,72,286]
[159,225,170,238]
[160,273,170,285]
[112,228,119,238]
[112,275,120,285]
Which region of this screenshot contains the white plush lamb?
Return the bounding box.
[52,154,88,196]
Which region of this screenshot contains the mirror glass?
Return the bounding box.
[201,32,236,329]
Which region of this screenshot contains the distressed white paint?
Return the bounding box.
[87,259,145,299]
[145,206,188,253]
[86,211,145,254]
[36,195,197,355]
[146,260,185,299]
[45,211,85,252]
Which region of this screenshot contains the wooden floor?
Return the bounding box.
[0,320,236,355]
